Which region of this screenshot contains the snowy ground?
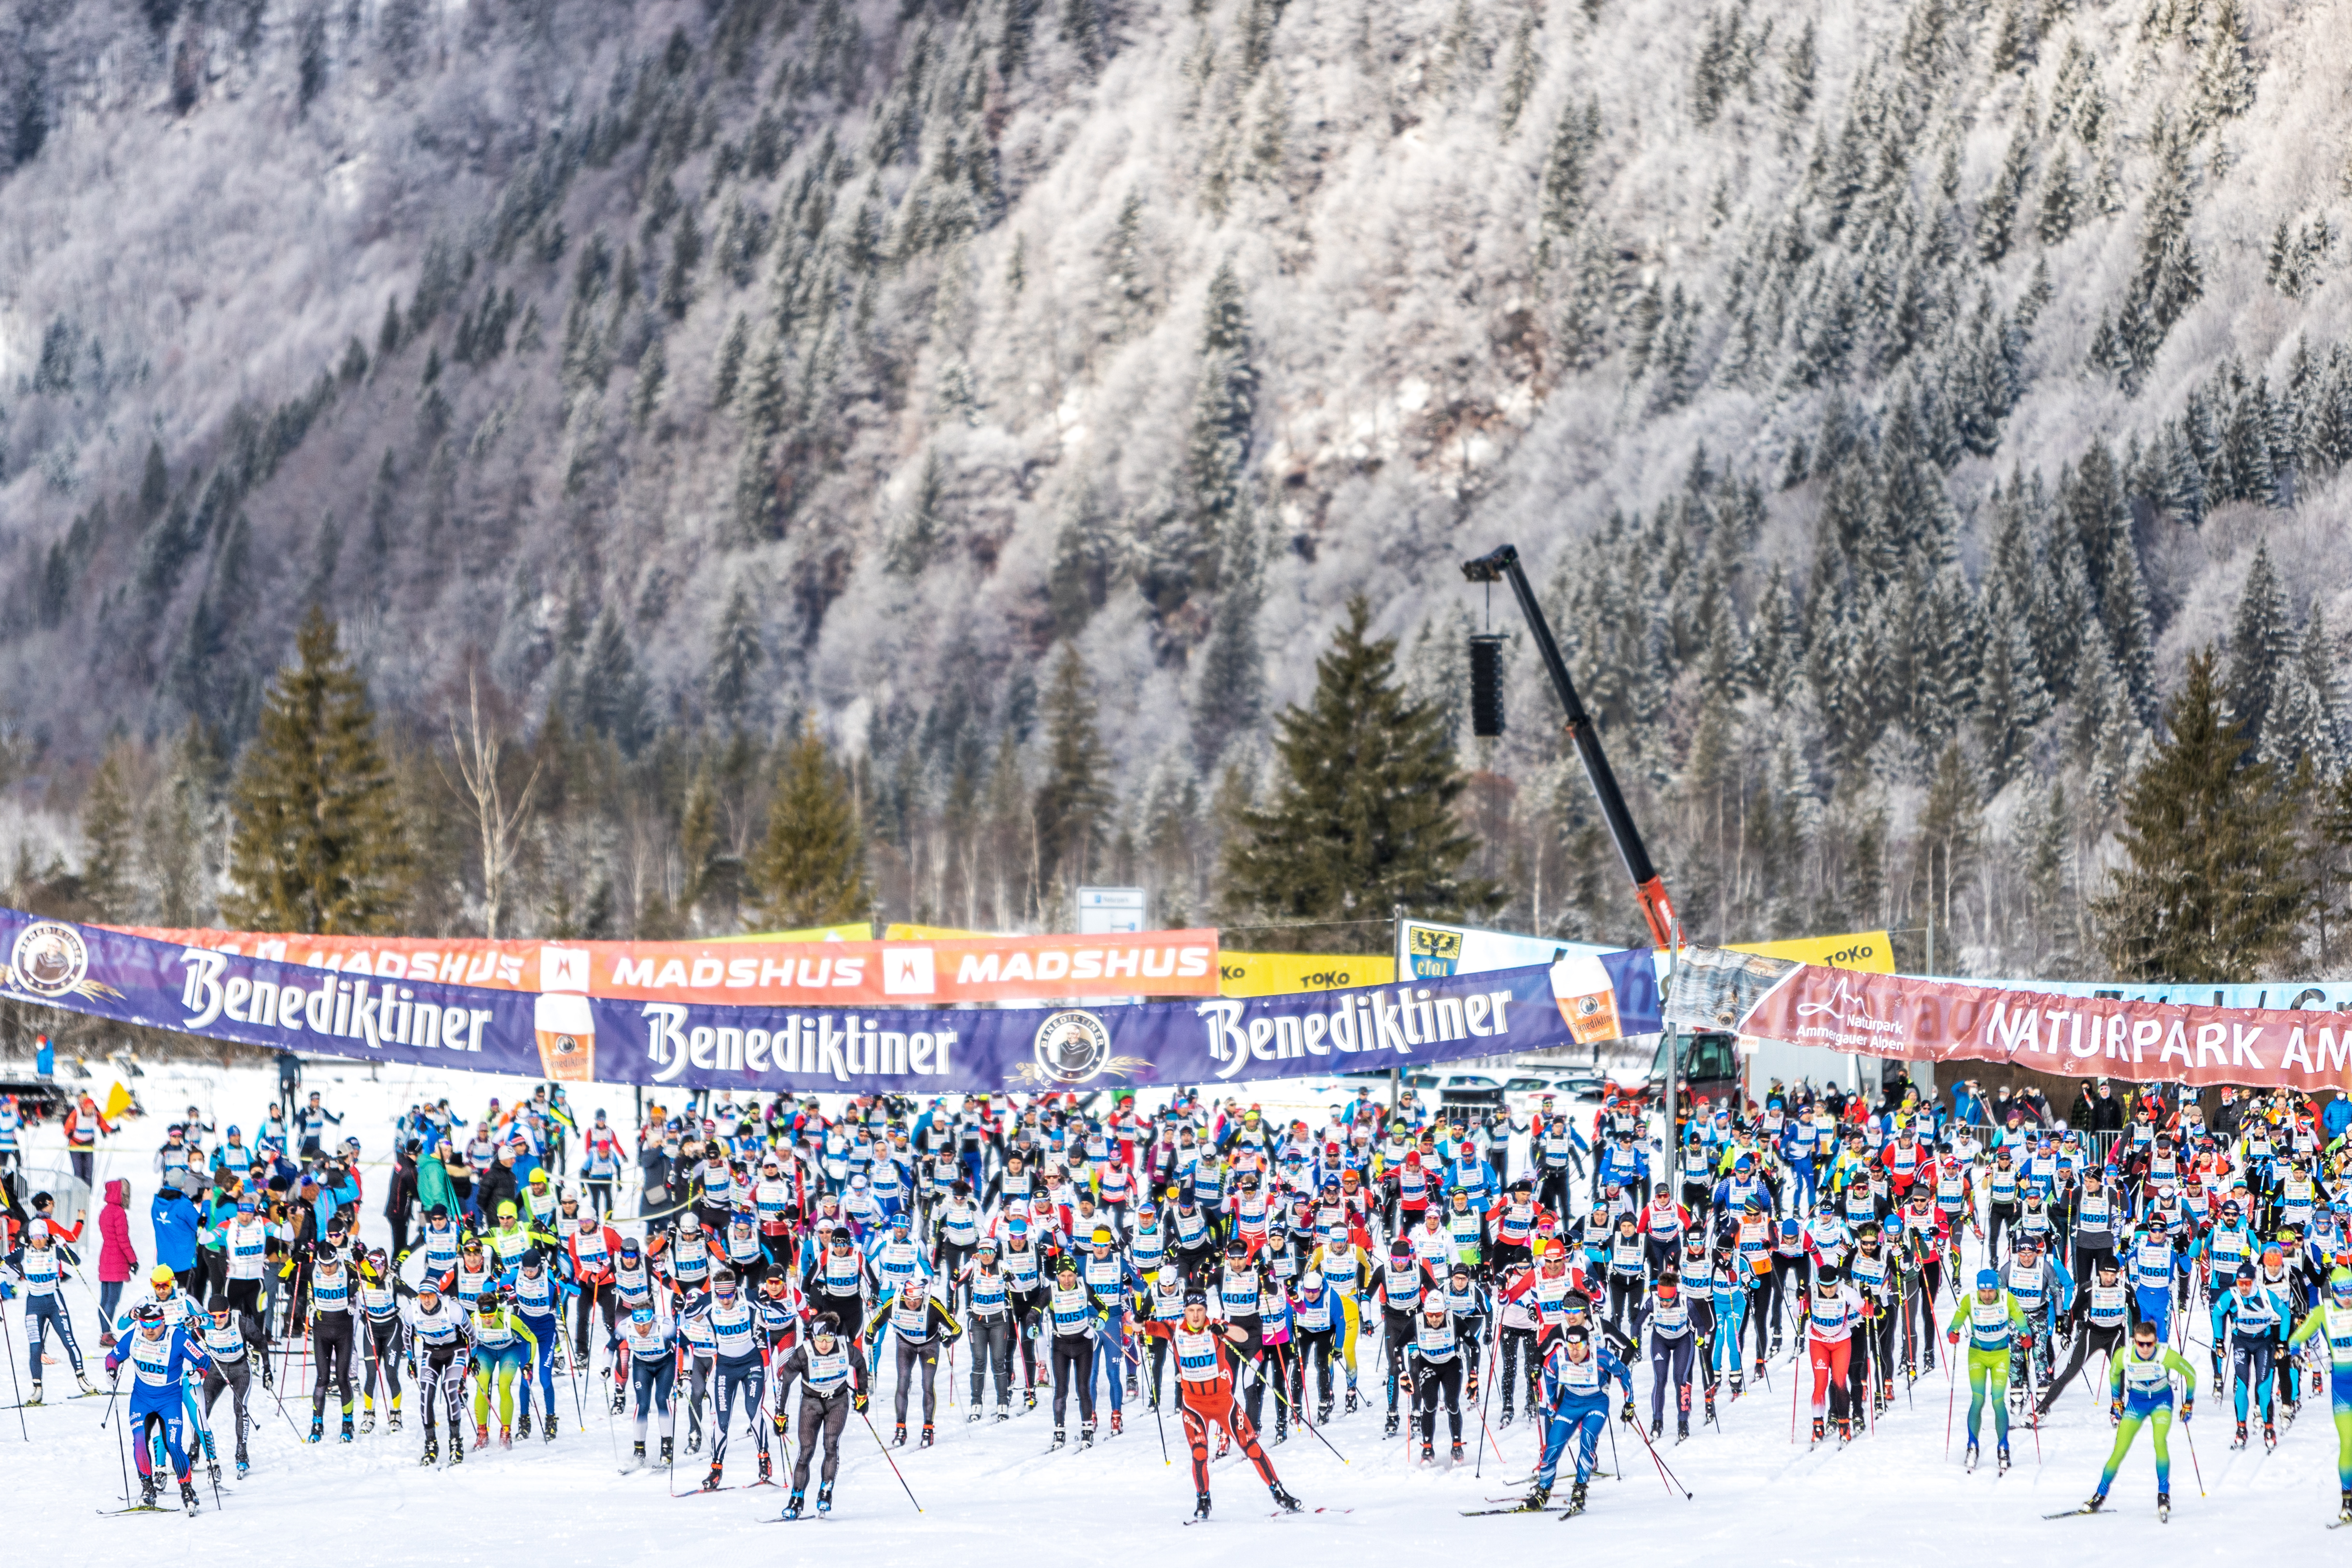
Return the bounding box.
[8,1057,2345,1560]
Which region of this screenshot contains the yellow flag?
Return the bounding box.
[1218,952,1397,997]
[1726,930,1894,972]
[711,923,877,943]
[104,1081,133,1120]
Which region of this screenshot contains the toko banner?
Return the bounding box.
[10,911,1660,1095]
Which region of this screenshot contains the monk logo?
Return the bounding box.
[1031,1010,1113,1083]
[9,921,91,999]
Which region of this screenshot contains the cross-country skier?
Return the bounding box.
[1141,1290,1302,1522]
[1945,1267,2028,1472]
[105,1301,214,1512]
[2071,1318,2197,1520]
[1522,1322,1634,1515]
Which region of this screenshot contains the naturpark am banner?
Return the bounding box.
[110,924,1221,1005]
[1665,945,2352,1093]
[8,910,1661,1095]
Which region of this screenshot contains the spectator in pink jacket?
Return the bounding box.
[98,1178,136,1343]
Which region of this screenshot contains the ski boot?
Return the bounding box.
[1273,1414,1287,1443]
[1051,1426,1067,1449]
[450,1433,465,1465]
[1705,1385,1717,1421]
[235,1449,249,1479]
[1193,1491,1213,1521]
[1997,1443,2011,1474]
[1567,1481,1588,1513]
[995,1402,1010,1423]
[1834,1417,1851,1445]
[1810,1417,1825,1445]
[180,1479,201,1514]
[687,1429,702,1454]
[1080,1417,1096,1448]
[517,1409,533,1440]
[702,1463,725,1493]
[2080,1494,2105,1513]
[309,1415,325,1443]
[611,1384,626,1415]
[1024,1388,1037,1412]
[389,1405,403,1433]
[139,1471,160,1508]
[758,1454,773,1485]
[893,1422,907,1446]
[1965,1439,1979,1470]
[474,1422,492,1450]
[1317,1400,1333,1424]
[499,1425,512,1449]
[631,1439,647,1464]
[1109,1410,1121,1436]
[1344,1387,1359,1415]
[1384,1409,1399,1437]
[1420,1438,1435,1465]
[816,1484,833,1515]
[968,1411,984,1424]
[784,1491,805,1520]
[1676,1416,1690,1442]
[2338,1487,2352,1524]
[920,1424,935,1448]
[1450,1438,1465,1463]
[423,1435,441,1466]
[1649,1417,1662,1440]
[1270,1484,1303,1512]
[260,1357,273,1391]
[1126,1373,1138,1398]
[1523,1484,1550,1510]
[78,1372,101,1396]
[361,1405,376,1434]
[1499,1403,1514,1428]
[18,1381,41,1406]
[1731,1368,1746,1394]
[544,1411,558,1442]
[2157,1491,2170,1523]
[2264,1421,2277,1450]
[660,1437,674,1464]
[341,1414,356,1443]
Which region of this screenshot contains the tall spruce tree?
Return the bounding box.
[2092,649,2310,982]
[223,607,412,933]
[749,733,872,929]
[2225,540,2293,753]
[1220,597,1499,947]
[1185,260,1256,599]
[81,743,139,921]
[1032,644,1114,895]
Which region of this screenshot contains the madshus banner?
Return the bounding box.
[0,909,1661,1095]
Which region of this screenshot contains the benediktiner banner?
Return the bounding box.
[2,909,1660,1096]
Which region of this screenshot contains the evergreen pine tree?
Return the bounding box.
[1191,511,1265,769]
[579,607,653,754]
[81,743,139,921]
[1185,261,1256,598]
[1498,14,1539,135]
[223,607,412,933]
[1032,644,1114,894]
[2092,649,2310,981]
[139,440,170,521]
[1220,597,1500,945]
[750,733,871,930]
[2225,540,2293,754]
[707,583,764,727]
[711,313,748,409]
[2194,0,2256,127]
[1977,120,2033,264]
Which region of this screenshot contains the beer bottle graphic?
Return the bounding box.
[534,991,596,1082]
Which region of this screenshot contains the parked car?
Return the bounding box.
[1398,1069,1508,1110]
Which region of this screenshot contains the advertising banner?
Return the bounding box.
[14,911,1653,1094]
[109,925,1221,1004]
[1665,945,2352,1093]
[1218,952,1397,997]
[1726,930,1894,973]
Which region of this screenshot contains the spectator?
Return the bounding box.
[2068,1083,2097,1133]
[475,1141,522,1225]
[2212,1085,2245,1138]
[150,1175,202,1292]
[97,1178,136,1344]
[1951,1080,1985,1127]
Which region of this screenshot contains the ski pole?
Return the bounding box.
[858,1402,923,1512]
[1265,1344,1348,1464]
[1943,1337,1959,1457]
[107,1378,138,1504]
[1624,1393,1692,1498]
[1471,1316,1498,1477]
[0,1310,27,1441]
[1790,1326,1803,1442]
[2182,1405,2205,1496]
[1151,1346,1170,1467]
